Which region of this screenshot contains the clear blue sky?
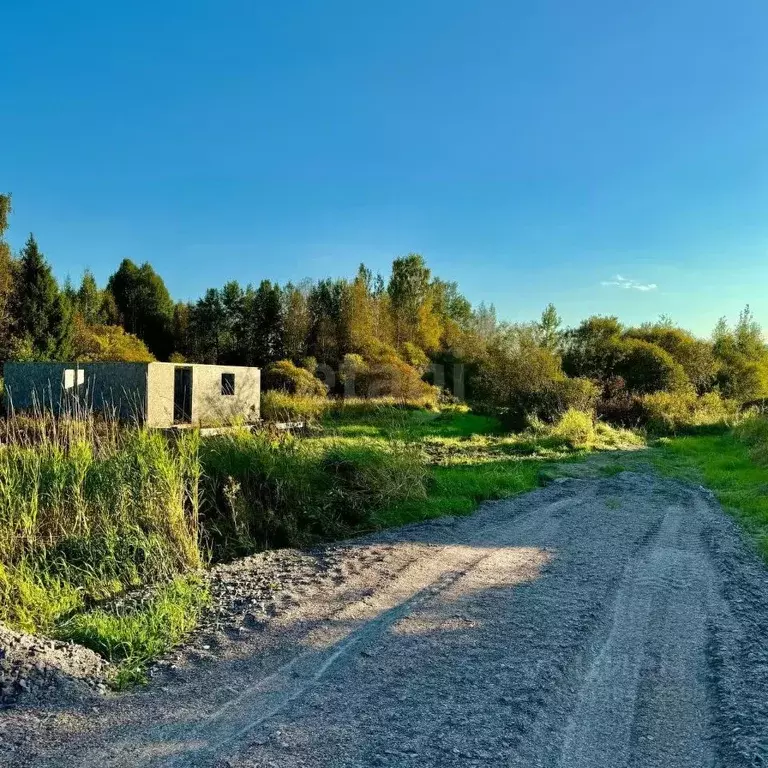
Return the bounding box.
[4,0,768,335]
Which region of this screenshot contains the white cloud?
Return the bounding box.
[601,275,657,292]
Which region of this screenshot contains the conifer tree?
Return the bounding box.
[13,234,72,360]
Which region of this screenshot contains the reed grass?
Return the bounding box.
[0,414,201,633]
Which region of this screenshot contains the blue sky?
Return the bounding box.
[4,0,768,335]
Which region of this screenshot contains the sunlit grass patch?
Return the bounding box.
[55,575,210,688]
[654,430,768,560]
[322,406,502,441]
[378,458,544,527]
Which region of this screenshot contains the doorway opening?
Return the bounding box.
[173,367,193,424]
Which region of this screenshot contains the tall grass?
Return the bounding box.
[260,392,441,424]
[655,416,768,560]
[0,417,201,633]
[199,428,428,558]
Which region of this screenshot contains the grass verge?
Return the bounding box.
[378,458,544,526]
[653,423,768,561]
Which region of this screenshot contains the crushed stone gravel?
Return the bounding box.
[2,471,767,768]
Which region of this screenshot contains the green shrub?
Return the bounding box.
[555,377,600,413]
[624,325,717,393]
[496,377,599,431]
[733,413,768,465]
[615,338,689,394]
[716,353,768,403]
[550,409,596,448]
[641,390,737,435]
[263,360,328,397]
[475,325,599,429]
[596,392,644,427]
[362,356,437,401]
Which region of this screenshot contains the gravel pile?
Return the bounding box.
[1,542,372,707]
[182,544,360,638]
[0,623,110,708]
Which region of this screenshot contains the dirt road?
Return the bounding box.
[4,472,768,767]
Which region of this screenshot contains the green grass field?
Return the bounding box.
[320,405,642,527]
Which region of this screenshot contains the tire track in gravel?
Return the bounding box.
[557,500,717,768]
[113,490,583,767]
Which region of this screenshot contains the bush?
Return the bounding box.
[261,391,330,422]
[733,412,768,450]
[352,349,437,401]
[263,360,328,397]
[716,354,768,403]
[615,339,689,395]
[562,316,624,380]
[339,353,370,395]
[401,342,430,373]
[550,409,596,448]
[641,390,737,435]
[556,377,600,413]
[71,317,155,362]
[475,326,598,429]
[732,413,768,465]
[625,325,717,393]
[497,377,599,431]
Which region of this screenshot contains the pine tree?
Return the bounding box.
[76,269,103,325]
[249,280,285,365]
[106,259,174,359]
[13,234,72,360]
[191,288,227,364]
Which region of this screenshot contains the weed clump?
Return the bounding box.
[56,575,209,687]
[550,409,596,448]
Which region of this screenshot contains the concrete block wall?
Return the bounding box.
[189,364,260,426]
[3,361,260,427]
[3,362,149,420]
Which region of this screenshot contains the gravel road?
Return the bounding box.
[3,471,767,767]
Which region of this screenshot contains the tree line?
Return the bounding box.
[2,193,767,424]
